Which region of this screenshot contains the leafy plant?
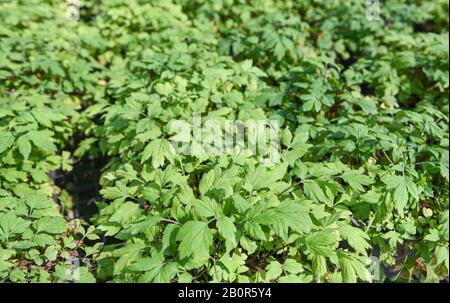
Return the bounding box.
[0,0,448,283]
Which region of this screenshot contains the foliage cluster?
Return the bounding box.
[0,0,448,282]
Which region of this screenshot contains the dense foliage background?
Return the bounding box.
[0,0,448,283]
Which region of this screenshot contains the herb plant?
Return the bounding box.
[0,0,448,283]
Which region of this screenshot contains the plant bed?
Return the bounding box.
[0,0,448,283]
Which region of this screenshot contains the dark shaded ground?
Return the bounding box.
[50,156,106,219]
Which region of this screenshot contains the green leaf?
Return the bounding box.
[217,216,238,251]
[110,202,141,225]
[129,257,177,283]
[278,274,313,283]
[358,98,377,114]
[435,245,449,269]
[265,260,282,281]
[116,216,163,239]
[340,171,374,192]
[383,175,409,214]
[338,225,370,254]
[199,170,215,196]
[17,136,31,159]
[27,130,57,154]
[0,132,14,154]
[265,201,313,240]
[338,252,371,283]
[0,213,30,240]
[141,139,175,168]
[44,246,58,261]
[312,255,327,279]
[100,181,130,200]
[154,83,173,96]
[35,217,67,234]
[177,221,213,262]
[283,259,303,274]
[304,230,338,257]
[303,180,328,204]
[193,197,219,218]
[424,229,440,242]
